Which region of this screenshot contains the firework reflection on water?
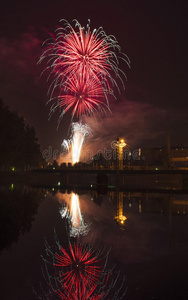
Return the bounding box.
[59,192,90,237]
[36,231,126,300]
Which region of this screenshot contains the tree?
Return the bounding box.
[0,99,43,170]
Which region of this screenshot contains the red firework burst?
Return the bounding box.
[54,242,101,294]
[53,28,109,80]
[39,19,130,120]
[56,73,111,119]
[40,19,128,85]
[59,24,111,77]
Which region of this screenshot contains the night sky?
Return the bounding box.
[1,0,188,158]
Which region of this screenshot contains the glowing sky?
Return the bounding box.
[0,0,188,155]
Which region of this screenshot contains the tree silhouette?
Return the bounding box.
[0,99,43,169]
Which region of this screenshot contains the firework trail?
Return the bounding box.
[59,192,90,237]
[62,122,91,164]
[39,19,130,121]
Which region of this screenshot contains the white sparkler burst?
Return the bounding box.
[62,122,92,164]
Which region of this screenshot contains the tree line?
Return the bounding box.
[0,99,43,170]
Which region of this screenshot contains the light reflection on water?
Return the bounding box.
[58,192,90,237]
[0,185,188,299]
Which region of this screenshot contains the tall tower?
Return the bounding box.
[115,138,126,169]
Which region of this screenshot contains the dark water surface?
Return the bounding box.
[1,184,188,299]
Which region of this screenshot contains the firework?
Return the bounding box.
[50,72,111,120]
[62,122,91,164]
[71,122,91,164]
[61,139,70,152]
[39,19,130,120]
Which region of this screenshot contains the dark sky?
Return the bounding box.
[1,0,188,157]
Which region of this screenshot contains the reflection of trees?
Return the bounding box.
[0,187,44,252]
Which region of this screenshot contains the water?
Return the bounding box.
[1,184,188,299]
